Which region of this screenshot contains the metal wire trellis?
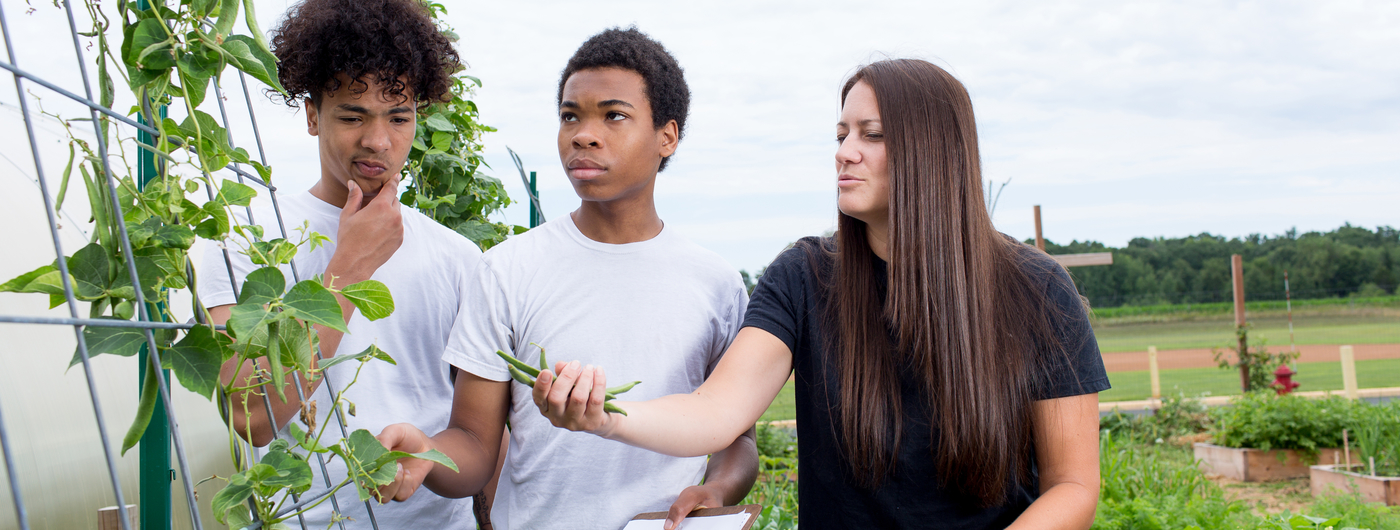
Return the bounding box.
[0,2,380,529]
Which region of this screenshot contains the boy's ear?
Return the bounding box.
[657,119,679,159]
[306,97,320,136]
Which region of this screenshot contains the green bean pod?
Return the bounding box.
[506,364,536,388]
[606,381,641,395]
[497,350,542,378]
[535,344,549,372]
[604,402,629,416]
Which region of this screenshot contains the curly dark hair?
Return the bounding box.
[270,0,459,108]
[558,27,690,171]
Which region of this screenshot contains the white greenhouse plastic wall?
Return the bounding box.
[0,101,231,530]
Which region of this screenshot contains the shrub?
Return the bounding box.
[1100,393,1211,444]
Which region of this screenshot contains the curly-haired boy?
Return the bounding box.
[198,0,482,527]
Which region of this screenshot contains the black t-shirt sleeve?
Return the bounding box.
[742,243,812,353]
[1036,262,1112,400]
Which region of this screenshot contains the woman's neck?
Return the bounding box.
[865,220,890,261]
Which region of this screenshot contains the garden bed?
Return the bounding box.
[1195,443,1343,481]
[1311,465,1400,506]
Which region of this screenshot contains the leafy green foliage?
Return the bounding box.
[1100,393,1212,444]
[1350,401,1400,477]
[1209,393,1355,456]
[1212,324,1300,392]
[743,424,799,529]
[400,10,520,250]
[0,0,450,525]
[1043,224,1400,308]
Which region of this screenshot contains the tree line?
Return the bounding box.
[1041,224,1400,308]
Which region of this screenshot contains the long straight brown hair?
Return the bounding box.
[826,59,1073,507]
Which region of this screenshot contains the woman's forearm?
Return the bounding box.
[1006,481,1097,530]
[600,391,759,457]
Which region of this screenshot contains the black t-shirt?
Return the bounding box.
[743,237,1111,529]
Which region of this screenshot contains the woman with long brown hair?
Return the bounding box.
[528,58,1108,529]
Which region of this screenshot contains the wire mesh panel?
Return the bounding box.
[0,1,382,529]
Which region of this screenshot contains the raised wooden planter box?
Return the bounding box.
[1193,443,1343,481]
[1310,465,1400,505]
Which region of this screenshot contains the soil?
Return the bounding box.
[1210,476,1315,516]
[1101,343,1400,373]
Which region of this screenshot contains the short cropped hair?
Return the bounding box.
[270,0,459,108]
[558,27,690,171]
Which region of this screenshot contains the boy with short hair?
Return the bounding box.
[375,27,759,530]
[199,0,481,527]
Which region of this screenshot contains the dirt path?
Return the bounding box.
[1101,343,1400,373]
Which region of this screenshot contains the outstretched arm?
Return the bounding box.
[532,327,793,458]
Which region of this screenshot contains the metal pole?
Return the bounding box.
[529,171,539,228]
[0,393,31,530]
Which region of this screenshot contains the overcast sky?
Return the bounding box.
[2,0,1397,271]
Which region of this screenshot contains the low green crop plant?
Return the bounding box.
[1095,432,1260,530]
[1351,401,1400,477]
[1210,392,1354,458]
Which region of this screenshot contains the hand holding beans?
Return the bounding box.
[494,349,639,434]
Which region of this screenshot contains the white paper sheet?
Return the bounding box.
[620,512,752,530]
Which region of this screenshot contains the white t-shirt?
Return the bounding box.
[446,213,748,530]
[197,191,480,529]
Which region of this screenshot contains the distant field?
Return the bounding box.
[1092,308,1400,354]
[1100,358,1400,402]
[757,301,1400,422]
[759,358,1400,422]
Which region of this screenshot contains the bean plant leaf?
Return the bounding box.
[287,422,329,454]
[423,114,455,132]
[222,35,284,93]
[194,205,229,240]
[317,345,395,374]
[277,319,315,371]
[68,242,111,299]
[281,280,347,332]
[152,224,196,250]
[226,303,281,342]
[70,320,175,368]
[249,238,298,266]
[453,221,499,244]
[211,474,255,525]
[215,178,257,208]
[238,267,285,306]
[168,325,232,399]
[0,265,65,295]
[258,449,312,494]
[341,280,395,321]
[123,19,175,71]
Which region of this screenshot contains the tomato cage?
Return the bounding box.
[0,2,391,529]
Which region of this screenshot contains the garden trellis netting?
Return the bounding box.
[0,1,467,529]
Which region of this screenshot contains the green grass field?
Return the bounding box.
[758,302,1400,421]
[1092,311,1400,353]
[1099,357,1400,402]
[759,358,1400,421]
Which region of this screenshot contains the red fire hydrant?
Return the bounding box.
[1272,365,1299,395]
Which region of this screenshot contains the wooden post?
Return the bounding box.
[1231,254,1249,391]
[1148,346,1161,404]
[1033,205,1045,251]
[1341,345,1358,400]
[98,505,138,530]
